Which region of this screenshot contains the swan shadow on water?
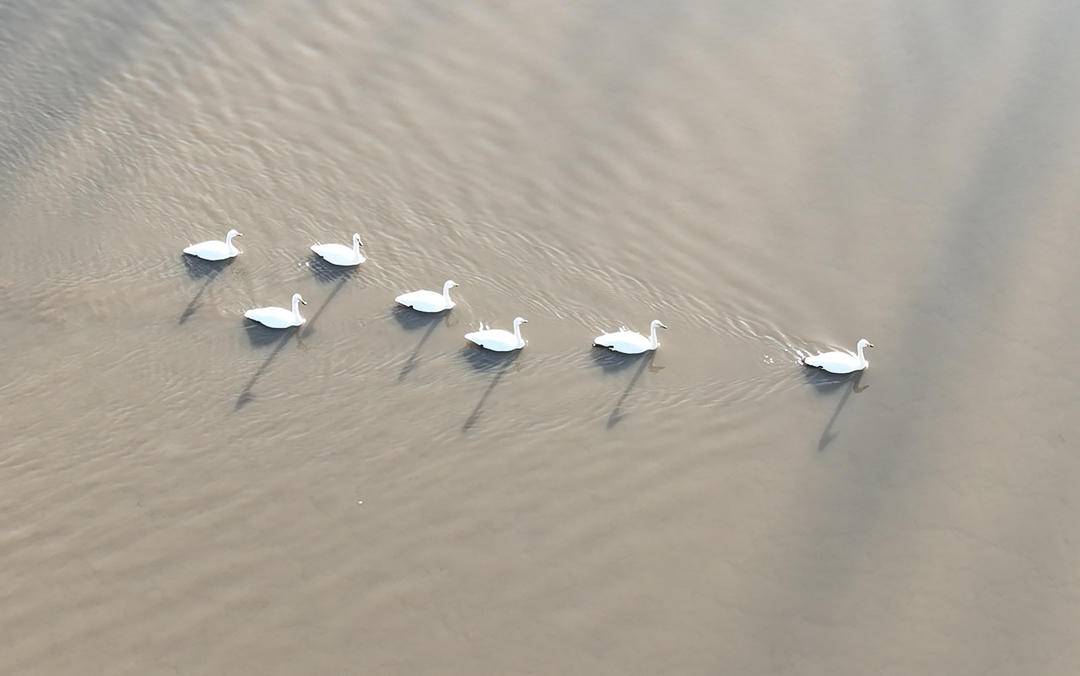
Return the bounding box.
[803,368,868,451]
[235,324,305,410]
[393,306,452,381]
[178,255,233,324]
[460,347,521,431]
[307,254,357,284]
[591,348,663,428]
[299,258,357,339]
[590,346,654,374]
[244,321,295,348]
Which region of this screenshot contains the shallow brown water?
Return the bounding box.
[2,1,1080,674]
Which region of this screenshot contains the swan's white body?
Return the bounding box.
[244,293,307,329]
[396,280,457,313]
[803,338,873,374]
[465,317,527,352]
[311,233,365,266]
[184,229,242,261]
[594,319,667,354]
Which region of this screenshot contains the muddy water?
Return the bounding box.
[2,1,1079,673]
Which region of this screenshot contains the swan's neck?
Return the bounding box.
[292,297,304,322]
[513,322,523,344]
[225,231,238,250]
[856,343,867,366]
[353,238,361,257]
[649,324,659,349]
[443,285,454,306]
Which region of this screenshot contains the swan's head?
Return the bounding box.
[651,319,668,331]
[292,293,307,306]
[226,228,242,239]
[513,317,528,327]
[857,338,874,349]
[443,280,459,291]
[352,233,363,247]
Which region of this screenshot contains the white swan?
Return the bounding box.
[594,319,667,354]
[183,229,242,261]
[395,280,458,313]
[465,317,527,352]
[244,293,307,328]
[802,338,873,374]
[311,233,365,266]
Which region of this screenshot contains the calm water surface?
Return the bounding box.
[2,1,1079,673]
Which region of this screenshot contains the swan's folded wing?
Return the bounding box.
[594,332,617,347]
